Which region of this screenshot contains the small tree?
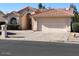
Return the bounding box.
[70,4,77,13]
[70,4,78,22]
[38,3,43,9]
[38,3,46,9]
[70,4,79,32]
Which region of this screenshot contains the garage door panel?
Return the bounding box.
[37,18,67,32]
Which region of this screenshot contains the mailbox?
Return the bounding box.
[1,25,7,38]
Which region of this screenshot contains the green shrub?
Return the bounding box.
[72,22,79,32]
[7,24,20,30]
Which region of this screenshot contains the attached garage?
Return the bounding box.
[32,9,74,32]
[35,17,72,32]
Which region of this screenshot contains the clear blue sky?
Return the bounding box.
[0,3,79,13]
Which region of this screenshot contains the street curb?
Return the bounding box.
[1,38,79,44]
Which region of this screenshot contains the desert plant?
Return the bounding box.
[72,22,79,32]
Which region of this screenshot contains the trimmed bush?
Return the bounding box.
[7,24,20,30]
[72,22,79,32]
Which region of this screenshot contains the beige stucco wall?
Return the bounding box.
[7,14,20,25]
[21,14,32,30]
[32,17,37,31]
[21,14,27,30]
[7,13,31,30]
[32,17,72,32]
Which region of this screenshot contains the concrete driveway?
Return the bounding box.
[5,30,69,42]
[24,31,69,42]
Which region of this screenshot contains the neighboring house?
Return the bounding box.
[31,8,74,32]
[0,11,6,29]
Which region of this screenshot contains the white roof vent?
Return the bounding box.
[66,8,69,10]
[31,12,35,15]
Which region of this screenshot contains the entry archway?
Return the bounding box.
[10,17,17,24]
[26,13,32,30]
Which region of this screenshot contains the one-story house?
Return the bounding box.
[3,7,74,33]
[31,8,74,32]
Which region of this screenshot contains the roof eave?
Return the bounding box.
[32,15,74,18]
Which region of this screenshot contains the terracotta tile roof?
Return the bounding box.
[18,6,32,13]
[11,11,20,16]
[17,7,49,15]
[32,9,74,17]
[34,9,50,14]
[4,11,20,17]
[17,6,36,14]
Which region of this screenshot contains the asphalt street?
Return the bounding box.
[0,40,79,56]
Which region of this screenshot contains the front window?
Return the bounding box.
[10,17,17,25]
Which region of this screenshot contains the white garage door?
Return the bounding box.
[37,18,67,32]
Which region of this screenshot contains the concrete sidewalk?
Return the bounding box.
[1,37,79,45]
